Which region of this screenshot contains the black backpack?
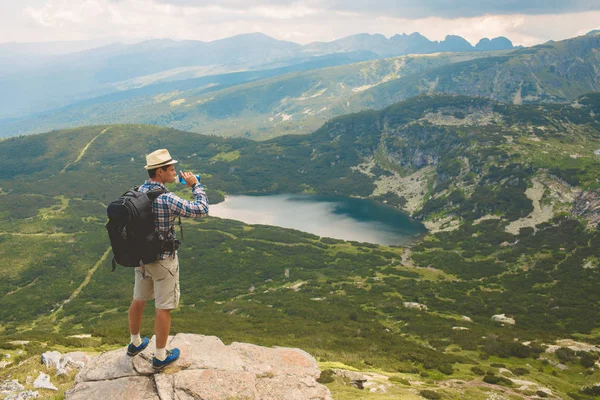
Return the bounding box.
[105,187,167,271]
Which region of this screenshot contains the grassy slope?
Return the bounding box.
[338,33,600,115]
[0,52,500,140]
[1,94,600,398]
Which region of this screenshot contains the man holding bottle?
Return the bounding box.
[126,148,209,371]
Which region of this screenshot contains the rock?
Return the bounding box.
[41,351,62,369]
[0,361,12,369]
[33,372,58,391]
[230,342,321,378]
[0,379,24,394]
[59,352,92,375]
[452,326,469,331]
[4,390,41,399]
[171,334,245,371]
[255,374,332,399]
[364,381,387,393]
[331,369,389,392]
[42,351,91,375]
[67,333,332,400]
[9,341,30,346]
[331,369,368,382]
[492,314,516,325]
[66,376,158,400]
[75,348,140,383]
[461,316,472,322]
[350,379,367,389]
[403,302,428,311]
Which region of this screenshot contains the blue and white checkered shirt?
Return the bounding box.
[138,180,209,259]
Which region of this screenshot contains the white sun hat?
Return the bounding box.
[144,149,178,170]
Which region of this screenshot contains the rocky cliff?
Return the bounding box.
[66,334,332,400]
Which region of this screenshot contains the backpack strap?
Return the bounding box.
[139,259,146,278]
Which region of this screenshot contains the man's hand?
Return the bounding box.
[180,171,199,187]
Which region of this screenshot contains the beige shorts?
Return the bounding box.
[133,253,180,310]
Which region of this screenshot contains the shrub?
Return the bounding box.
[510,367,529,376]
[438,364,454,375]
[556,347,577,363]
[483,374,513,386]
[471,366,485,376]
[581,384,600,396]
[579,351,599,368]
[317,369,335,384]
[389,376,410,385]
[419,390,442,400]
[397,365,420,374]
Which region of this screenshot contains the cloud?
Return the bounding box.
[153,0,600,19]
[2,0,600,47]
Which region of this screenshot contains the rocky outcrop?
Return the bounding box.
[42,351,90,376]
[403,302,428,311]
[572,188,600,226]
[0,380,40,400]
[66,334,332,400]
[492,314,516,325]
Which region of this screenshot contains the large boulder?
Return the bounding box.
[66,334,332,400]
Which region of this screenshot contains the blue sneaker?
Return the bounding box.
[152,348,180,371]
[127,337,150,356]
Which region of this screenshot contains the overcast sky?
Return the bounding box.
[1,0,599,47]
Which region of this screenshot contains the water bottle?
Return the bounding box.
[178,170,201,185]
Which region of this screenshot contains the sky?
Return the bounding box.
[1,0,600,47]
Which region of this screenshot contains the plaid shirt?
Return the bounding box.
[138,180,209,259]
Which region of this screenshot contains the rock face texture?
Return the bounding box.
[66,334,332,400]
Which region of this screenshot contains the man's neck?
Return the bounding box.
[148,179,165,185]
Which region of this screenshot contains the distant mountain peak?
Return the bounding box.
[475,36,513,51]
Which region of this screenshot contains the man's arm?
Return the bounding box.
[165,184,209,218]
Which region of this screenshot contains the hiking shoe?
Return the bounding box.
[126,337,150,356]
[152,348,180,371]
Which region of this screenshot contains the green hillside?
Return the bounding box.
[340,33,600,114]
[3,34,600,146]
[2,93,600,398]
[0,51,501,140]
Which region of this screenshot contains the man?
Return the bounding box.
[126,149,209,371]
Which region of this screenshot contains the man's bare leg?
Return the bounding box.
[155,308,171,350]
[128,299,146,335]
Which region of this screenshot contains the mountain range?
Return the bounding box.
[2,32,598,140]
[0,31,513,123]
[2,28,600,399]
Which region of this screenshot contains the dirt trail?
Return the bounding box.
[49,246,112,319]
[60,127,111,174]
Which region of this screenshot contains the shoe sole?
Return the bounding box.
[127,344,149,356]
[152,363,171,372]
[152,358,179,372]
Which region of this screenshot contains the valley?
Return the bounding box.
[1,91,600,398]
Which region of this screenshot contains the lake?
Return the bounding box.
[209,194,427,246]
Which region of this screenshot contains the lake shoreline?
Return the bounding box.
[209,193,427,247]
